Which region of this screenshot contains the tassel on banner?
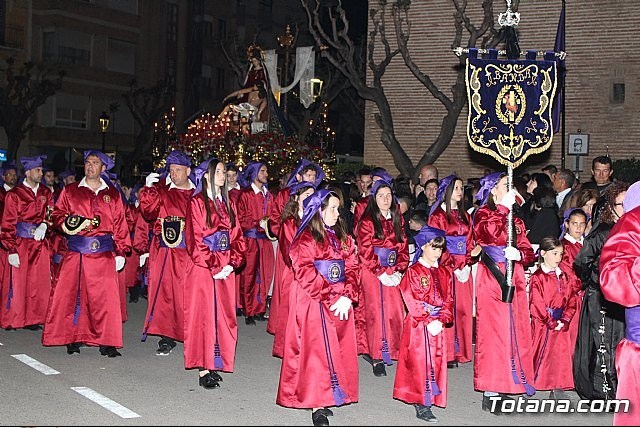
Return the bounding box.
[381,339,393,365]
[330,373,347,406]
[214,344,224,370]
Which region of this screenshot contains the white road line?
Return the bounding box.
[11,354,60,375]
[71,387,141,419]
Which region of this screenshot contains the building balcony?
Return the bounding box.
[0,25,25,50]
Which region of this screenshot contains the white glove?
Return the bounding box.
[213,264,234,280]
[427,319,444,336]
[390,271,403,286]
[498,189,518,209]
[454,265,471,282]
[259,218,268,231]
[329,296,352,320]
[554,321,565,331]
[139,253,149,267]
[115,256,126,272]
[145,172,160,188]
[504,246,522,261]
[8,253,20,268]
[378,272,396,287]
[33,223,47,241]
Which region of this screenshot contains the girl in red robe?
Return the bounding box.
[271,181,316,358]
[428,175,473,365]
[559,208,587,347]
[277,190,359,427]
[184,158,246,389]
[356,179,409,377]
[530,237,578,397]
[468,172,536,414]
[393,226,453,423]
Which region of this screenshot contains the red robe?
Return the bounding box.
[352,196,370,235]
[599,206,640,426]
[43,180,131,348]
[277,228,359,409]
[184,194,246,372]
[470,204,535,394]
[356,213,409,362]
[428,206,474,363]
[266,187,290,335]
[529,267,578,391]
[271,216,298,358]
[139,183,194,342]
[132,209,151,290]
[0,183,53,328]
[228,186,242,309]
[560,235,584,347]
[0,188,8,322]
[237,184,275,317]
[393,260,453,408]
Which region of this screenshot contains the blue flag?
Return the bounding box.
[552,1,565,133]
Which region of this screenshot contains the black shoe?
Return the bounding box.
[312,408,332,427]
[156,342,175,356]
[66,343,81,355]
[415,405,438,423]
[99,346,122,358]
[245,316,256,325]
[236,308,245,317]
[373,362,387,377]
[24,324,43,331]
[209,370,223,382]
[255,313,268,321]
[481,395,503,415]
[199,372,220,389]
[447,361,458,369]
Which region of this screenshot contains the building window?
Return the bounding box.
[216,67,225,91]
[107,38,135,74]
[612,83,625,104]
[217,19,226,40]
[42,29,91,66]
[167,3,178,44]
[51,93,90,129]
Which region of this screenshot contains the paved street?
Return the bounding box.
[0,300,613,426]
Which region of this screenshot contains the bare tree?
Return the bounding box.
[121,79,174,171]
[0,57,64,160]
[301,0,505,178]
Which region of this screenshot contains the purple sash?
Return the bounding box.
[313,259,346,284]
[483,245,506,263]
[16,222,38,239]
[244,228,267,240]
[625,306,640,344]
[374,247,398,267]
[546,307,564,321]
[446,235,466,255]
[68,235,114,254]
[203,230,230,252]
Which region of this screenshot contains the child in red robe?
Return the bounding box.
[393,226,453,423]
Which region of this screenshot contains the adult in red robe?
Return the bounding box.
[428,175,474,364]
[394,226,453,423]
[43,151,130,357]
[49,170,76,285]
[271,182,315,358]
[237,161,275,324]
[599,184,640,426]
[184,158,246,389]
[277,190,359,427]
[469,173,535,412]
[0,155,53,329]
[529,238,578,394]
[139,151,195,355]
[356,179,409,376]
[0,162,18,319]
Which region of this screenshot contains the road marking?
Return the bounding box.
[11,354,60,375]
[71,387,141,419]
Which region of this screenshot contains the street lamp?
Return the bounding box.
[310,78,323,101]
[99,111,110,152]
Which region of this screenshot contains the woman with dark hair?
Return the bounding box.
[524,187,561,245]
[271,181,316,358]
[277,190,359,427]
[568,186,599,235]
[468,172,536,413]
[518,173,555,229]
[184,158,246,389]
[356,180,409,377]
[428,175,473,365]
[573,181,629,401]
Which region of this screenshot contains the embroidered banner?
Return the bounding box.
[466,49,558,168]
